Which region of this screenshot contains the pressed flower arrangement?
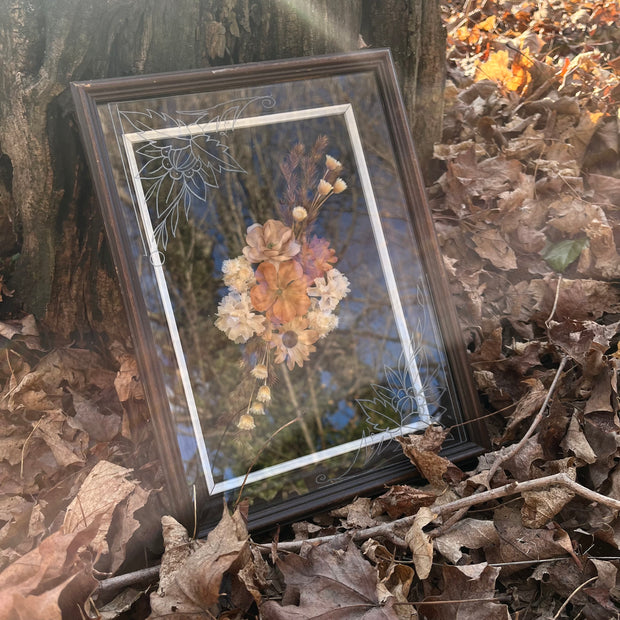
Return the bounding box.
[215,138,350,431]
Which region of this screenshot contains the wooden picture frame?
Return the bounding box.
[71,49,487,535]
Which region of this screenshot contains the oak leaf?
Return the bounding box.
[261,537,400,619]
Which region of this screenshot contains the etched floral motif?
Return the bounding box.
[214,138,349,429]
[122,96,275,249]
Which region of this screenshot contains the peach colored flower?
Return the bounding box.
[250,260,310,323]
[270,317,319,370]
[292,206,308,222]
[256,385,272,403]
[249,401,265,415]
[242,220,300,263]
[333,178,347,193]
[318,180,332,196]
[325,155,342,171]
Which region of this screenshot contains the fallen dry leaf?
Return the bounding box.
[405,507,436,581]
[149,505,249,618]
[62,460,138,556]
[434,518,499,563]
[419,563,510,619]
[372,485,437,519]
[261,536,400,619]
[0,518,100,619]
[396,431,463,489]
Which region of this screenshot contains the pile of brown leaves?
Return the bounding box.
[0,1,619,618]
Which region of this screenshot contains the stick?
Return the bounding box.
[258,472,620,553]
[95,472,620,597]
[553,576,597,619]
[485,355,568,487]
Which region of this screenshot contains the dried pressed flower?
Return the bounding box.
[256,385,272,404]
[251,364,268,380]
[270,317,319,370]
[292,206,308,222]
[249,401,265,415]
[222,256,255,293]
[237,414,256,430]
[243,220,300,263]
[333,178,347,194]
[308,268,350,312]
[307,306,339,338]
[325,155,342,171]
[250,260,311,323]
[215,292,266,343]
[317,180,333,196]
[297,236,337,283]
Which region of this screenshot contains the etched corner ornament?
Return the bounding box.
[117,95,275,250]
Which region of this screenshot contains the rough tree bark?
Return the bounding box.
[0,0,445,340]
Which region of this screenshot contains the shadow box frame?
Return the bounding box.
[71,49,488,536]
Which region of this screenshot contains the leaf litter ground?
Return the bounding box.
[0,1,619,618]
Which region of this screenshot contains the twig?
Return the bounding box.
[20,418,43,478]
[553,576,597,619]
[546,275,563,328]
[95,472,620,598]
[96,565,160,597]
[258,472,620,553]
[485,355,568,487]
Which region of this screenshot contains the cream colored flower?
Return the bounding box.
[237,414,255,430]
[256,385,271,404]
[243,220,300,263]
[292,206,308,222]
[317,180,333,196]
[270,317,319,371]
[222,256,255,292]
[251,364,268,380]
[333,178,347,194]
[249,401,265,415]
[308,268,350,312]
[307,306,339,338]
[214,292,265,343]
[325,155,342,171]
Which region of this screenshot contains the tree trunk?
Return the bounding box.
[0,0,445,339]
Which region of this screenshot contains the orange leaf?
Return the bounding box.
[475,49,531,92]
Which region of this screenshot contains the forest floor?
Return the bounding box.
[0,1,619,619]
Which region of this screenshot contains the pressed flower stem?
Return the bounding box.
[234,416,301,508]
[280,364,315,453]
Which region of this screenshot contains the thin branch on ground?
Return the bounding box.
[485,355,569,487]
[96,469,620,597]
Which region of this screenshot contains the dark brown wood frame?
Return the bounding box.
[71,49,488,535]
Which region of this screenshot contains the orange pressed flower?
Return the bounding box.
[250,260,311,323]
